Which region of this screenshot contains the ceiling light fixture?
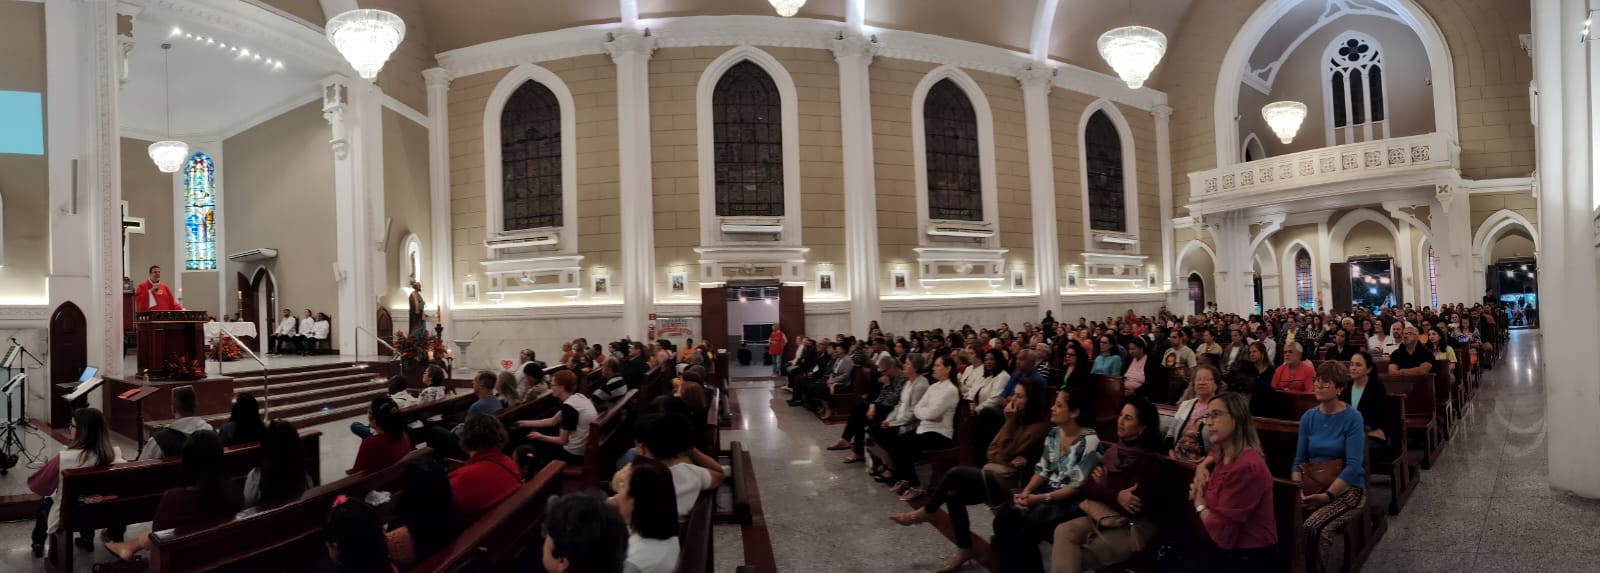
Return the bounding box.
[1261,100,1308,144]
[1096,25,1167,89]
[147,43,188,173]
[325,9,405,80]
[768,0,806,17]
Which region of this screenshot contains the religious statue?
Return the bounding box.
[408,277,427,338]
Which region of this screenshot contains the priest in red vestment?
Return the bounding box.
[134,265,182,312]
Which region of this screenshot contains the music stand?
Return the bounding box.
[117,385,162,446]
[0,372,33,468]
[0,345,19,369]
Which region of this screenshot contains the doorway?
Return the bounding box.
[700,281,804,381]
[237,268,275,353]
[1187,273,1205,315]
[1489,257,1538,328]
[1347,257,1398,312]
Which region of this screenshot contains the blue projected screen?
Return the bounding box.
[0,91,45,155]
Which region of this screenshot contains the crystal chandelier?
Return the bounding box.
[1097,26,1167,90]
[769,0,806,17]
[148,43,187,173]
[1262,101,1309,144]
[325,9,405,80]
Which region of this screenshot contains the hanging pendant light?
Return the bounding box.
[148,43,188,173]
[325,9,406,80]
[769,0,806,17]
[1262,100,1309,144]
[1097,25,1167,89]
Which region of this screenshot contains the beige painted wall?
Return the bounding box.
[648,47,709,298]
[122,138,174,286]
[1469,193,1538,232]
[221,101,338,328]
[1491,232,1535,262]
[1343,220,1396,259]
[972,69,1033,289]
[382,109,432,312]
[366,0,435,113]
[1050,89,1093,261]
[870,57,936,294]
[0,0,47,301]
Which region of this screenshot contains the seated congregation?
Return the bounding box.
[26,338,747,573]
[779,302,1500,572]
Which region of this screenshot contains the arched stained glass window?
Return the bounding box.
[713,61,784,217]
[924,78,981,221]
[1428,246,1439,308]
[1295,249,1314,310]
[1326,35,1387,143]
[1085,110,1126,233]
[183,153,217,270]
[500,80,563,231]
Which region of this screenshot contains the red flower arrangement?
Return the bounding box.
[208,336,243,362]
[165,355,206,381]
[393,330,447,364]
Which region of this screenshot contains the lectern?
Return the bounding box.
[135,311,207,376]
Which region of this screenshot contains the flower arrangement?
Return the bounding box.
[393,330,447,364]
[208,336,243,362]
[165,355,206,381]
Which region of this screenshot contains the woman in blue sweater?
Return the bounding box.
[1090,336,1123,375]
[1292,361,1366,573]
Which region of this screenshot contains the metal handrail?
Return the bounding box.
[212,328,272,418]
[354,325,401,367]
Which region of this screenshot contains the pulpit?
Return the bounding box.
[135,311,207,375]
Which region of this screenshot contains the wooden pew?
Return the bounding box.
[1091,374,1126,438]
[818,366,869,423]
[409,461,567,573]
[703,388,724,458]
[1117,458,1306,573]
[923,399,974,481]
[561,389,639,492]
[675,488,717,573]
[48,430,322,573]
[1380,374,1442,469]
[716,441,751,525]
[146,446,419,573]
[401,392,475,426]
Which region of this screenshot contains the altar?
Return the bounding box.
[134,310,208,375]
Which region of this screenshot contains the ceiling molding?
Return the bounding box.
[131,0,346,74]
[433,15,1167,110]
[219,88,322,140]
[1463,177,1534,194]
[1244,1,1406,94]
[380,92,429,127]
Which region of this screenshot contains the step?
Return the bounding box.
[227,364,374,386]
[144,379,388,433]
[233,373,386,398]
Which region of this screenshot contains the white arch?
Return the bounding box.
[1241,132,1266,161]
[1417,236,1438,307]
[1077,98,1141,249]
[1175,239,1217,276]
[912,64,1000,248]
[1328,207,1401,262]
[399,232,423,290]
[1280,239,1317,309]
[1253,238,1278,275]
[1213,0,1456,165]
[696,45,802,246]
[1471,208,1539,264]
[482,62,579,253]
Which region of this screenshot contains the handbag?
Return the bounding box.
[1079,498,1129,529]
[1298,459,1344,496]
[27,454,61,498]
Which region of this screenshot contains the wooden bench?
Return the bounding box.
[716,441,751,525]
[1115,457,1306,573]
[704,388,723,457]
[409,461,567,572]
[675,488,717,573]
[818,366,869,423]
[1380,373,1442,469]
[923,399,974,481]
[1254,390,1417,514]
[561,389,639,492]
[48,430,322,573]
[146,447,421,572]
[1091,374,1127,439]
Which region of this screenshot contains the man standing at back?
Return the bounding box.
[133,265,182,313]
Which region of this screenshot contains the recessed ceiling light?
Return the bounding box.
[206,38,214,44]
[274,62,284,70]
[171,27,181,36]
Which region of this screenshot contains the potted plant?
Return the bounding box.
[392,330,447,386]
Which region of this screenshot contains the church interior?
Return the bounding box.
[0,0,1596,571]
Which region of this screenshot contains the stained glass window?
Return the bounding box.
[924,78,981,221]
[1327,36,1383,130]
[712,61,784,217]
[183,152,216,270]
[1085,111,1126,233]
[1295,249,1314,310]
[501,80,563,231]
[1428,246,1439,308]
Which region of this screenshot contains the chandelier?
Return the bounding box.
[148,43,187,173]
[325,9,406,80]
[1261,101,1309,144]
[769,0,805,17]
[1097,26,1167,90]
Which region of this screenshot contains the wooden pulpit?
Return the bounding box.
[135,311,207,375]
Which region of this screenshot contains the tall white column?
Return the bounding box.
[1153,104,1175,293]
[1018,66,1059,318]
[423,68,455,338]
[1427,187,1473,305]
[1537,0,1600,498]
[321,75,385,355]
[606,32,658,341]
[832,34,881,336]
[1205,212,1255,315]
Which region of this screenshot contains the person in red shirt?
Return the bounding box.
[1270,342,1316,393]
[349,398,411,475]
[767,325,788,376]
[133,265,182,313]
[1186,393,1277,572]
[447,414,521,524]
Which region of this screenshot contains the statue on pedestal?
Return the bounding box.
[408,277,426,338]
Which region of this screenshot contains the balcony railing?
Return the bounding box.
[1188,132,1455,209]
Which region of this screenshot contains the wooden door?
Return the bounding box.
[376,307,394,356]
[1390,260,1403,306]
[1329,263,1352,313]
[1187,274,1205,315]
[700,287,728,386]
[48,302,87,428]
[778,285,805,362]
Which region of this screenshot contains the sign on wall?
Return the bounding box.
[657,318,693,338]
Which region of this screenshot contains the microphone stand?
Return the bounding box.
[7,337,45,431]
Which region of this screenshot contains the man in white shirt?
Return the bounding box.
[304,313,331,355]
[293,309,316,354]
[268,309,297,355]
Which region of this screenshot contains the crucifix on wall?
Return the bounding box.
[121,201,145,289]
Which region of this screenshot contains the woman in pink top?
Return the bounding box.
[1183,392,1278,572]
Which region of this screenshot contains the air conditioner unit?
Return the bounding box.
[485,233,559,249]
[927,223,995,238]
[227,248,278,262]
[1095,233,1138,245]
[721,222,783,234]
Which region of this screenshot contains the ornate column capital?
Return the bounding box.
[422,67,454,89]
[830,33,878,64]
[1151,103,1174,122]
[605,31,658,63]
[1015,64,1055,91]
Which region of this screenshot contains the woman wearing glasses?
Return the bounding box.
[1292,362,1366,573]
[1089,337,1123,375]
[1182,393,1277,572]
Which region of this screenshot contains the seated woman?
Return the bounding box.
[32,407,123,559]
[243,420,313,507]
[1323,329,1357,362]
[448,414,521,524]
[613,457,680,573]
[1179,393,1278,573]
[1339,351,1392,465]
[890,378,1065,573]
[1049,395,1174,573]
[1167,364,1219,463]
[1426,329,1458,366]
[1294,362,1367,573]
[219,393,266,447]
[829,355,906,463]
[494,370,523,406]
[512,370,597,473]
[867,356,930,477]
[349,397,411,475]
[416,365,449,403]
[877,354,962,501]
[1090,337,1123,375]
[317,499,394,573]
[632,413,725,518]
[105,430,244,560]
[1059,343,1091,395]
[386,458,461,569]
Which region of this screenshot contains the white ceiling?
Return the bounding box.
[119,12,324,140]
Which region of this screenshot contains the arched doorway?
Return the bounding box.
[1187,273,1206,315]
[48,302,87,428]
[237,268,276,353]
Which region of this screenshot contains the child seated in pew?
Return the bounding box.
[447,414,522,525]
[104,430,245,562]
[243,421,313,507]
[385,458,462,569]
[541,494,629,573]
[514,370,598,473]
[610,457,680,573]
[349,398,411,475]
[313,498,395,573]
[628,413,724,519]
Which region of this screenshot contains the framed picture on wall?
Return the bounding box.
[462,281,479,303]
[1065,270,1079,289]
[592,275,610,297]
[1011,270,1026,291]
[892,270,909,292]
[818,271,835,294]
[1147,272,1158,287]
[668,271,687,296]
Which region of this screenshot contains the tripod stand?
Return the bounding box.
[1,337,45,474]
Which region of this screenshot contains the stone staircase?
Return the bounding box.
[142,362,391,435]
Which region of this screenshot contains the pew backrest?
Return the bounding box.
[675,488,716,573]
[568,389,639,487]
[410,461,567,573]
[1380,374,1436,422]
[402,393,475,425]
